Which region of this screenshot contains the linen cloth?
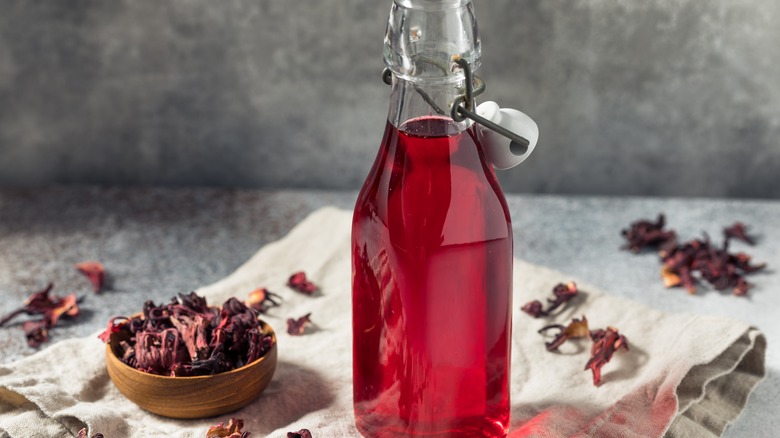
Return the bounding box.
[0,207,766,438]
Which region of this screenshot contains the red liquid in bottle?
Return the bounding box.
[352,117,513,437]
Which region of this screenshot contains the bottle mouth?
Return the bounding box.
[393,0,471,10]
[384,0,481,83]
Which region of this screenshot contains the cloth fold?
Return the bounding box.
[0,207,766,437]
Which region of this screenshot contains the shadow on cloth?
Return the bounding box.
[508,343,650,437]
[600,342,650,384]
[238,360,336,435]
[509,403,590,437]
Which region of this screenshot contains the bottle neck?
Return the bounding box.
[384,0,480,135]
[388,76,472,136]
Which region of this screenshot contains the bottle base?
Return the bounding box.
[355,414,508,438]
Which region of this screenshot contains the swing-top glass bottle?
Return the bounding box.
[351,0,514,436]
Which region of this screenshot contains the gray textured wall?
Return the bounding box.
[0,0,778,198]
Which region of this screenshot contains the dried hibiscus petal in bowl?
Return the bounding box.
[98,292,275,377]
[287,429,313,438]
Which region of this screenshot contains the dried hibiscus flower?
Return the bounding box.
[723,222,755,245]
[586,327,629,386]
[77,428,105,438]
[75,261,106,293]
[520,300,545,318]
[47,293,80,327]
[246,288,281,314]
[661,234,766,296]
[97,317,129,343]
[207,418,250,438]
[536,314,631,386]
[287,271,318,295]
[521,282,579,318]
[287,430,313,438]
[98,292,275,377]
[0,283,81,348]
[538,316,590,351]
[22,320,49,348]
[621,214,677,253]
[623,215,766,296]
[286,313,312,336]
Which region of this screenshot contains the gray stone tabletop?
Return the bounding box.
[0,187,777,436]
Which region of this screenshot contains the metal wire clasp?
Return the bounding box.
[381,64,485,116]
[449,58,530,151]
[381,59,530,151]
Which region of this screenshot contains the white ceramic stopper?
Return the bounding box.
[476,101,539,170]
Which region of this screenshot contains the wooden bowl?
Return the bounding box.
[105,319,277,419]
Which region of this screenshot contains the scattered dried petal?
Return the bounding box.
[723,222,755,246]
[626,215,766,297]
[731,252,766,274]
[621,214,677,253]
[22,320,49,348]
[733,277,751,297]
[246,288,281,314]
[520,300,544,318]
[207,418,250,438]
[287,272,318,295]
[660,266,681,288]
[75,261,106,293]
[0,284,81,348]
[286,313,312,336]
[48,293,79,327]
[77,428,104,438]
[0,283,54,327]
[585,326,629,386]
[521,282,579,318]
[287,430,313,438]
[548,282,579,313]
[538,316,589,351]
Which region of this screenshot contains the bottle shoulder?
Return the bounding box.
[354,120,511,247]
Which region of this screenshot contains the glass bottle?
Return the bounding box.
[352,0,513,437]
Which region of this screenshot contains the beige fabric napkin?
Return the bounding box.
[0,207,766,438]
